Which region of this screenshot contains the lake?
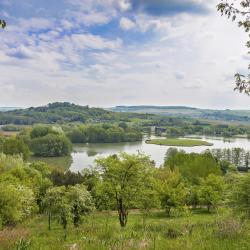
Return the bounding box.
[69,135,250,172]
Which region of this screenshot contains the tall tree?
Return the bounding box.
[96,153,154,227]
[217,1,250,93]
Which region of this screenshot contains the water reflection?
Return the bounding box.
[69,136,250,172]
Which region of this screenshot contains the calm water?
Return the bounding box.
[69,135,250,172]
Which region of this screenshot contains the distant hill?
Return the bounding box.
[0,107,19,112]
[108,106,250,123]
[0,102,152,125]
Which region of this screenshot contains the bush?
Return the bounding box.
[30,125,50,139]
[31,134,72,157]
[0,183,35,226]
[3,137,30,160]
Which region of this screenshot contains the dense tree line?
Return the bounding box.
[208,148,250,171]
[0,123,142,158]
[153,122,250,138]
[67,123,142,143]
[0,149,249,230]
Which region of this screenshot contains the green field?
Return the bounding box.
[146,138,213,147]
[29,155,73,171]
[1,209,249,250]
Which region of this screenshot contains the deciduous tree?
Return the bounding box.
[217,1,250,93]
[96,153,154,227]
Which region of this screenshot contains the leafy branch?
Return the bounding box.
[217,1,250,94]
[0,20,6,29]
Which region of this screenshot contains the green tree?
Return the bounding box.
[43,186,71,230]
[229,173,250,218]
[165,151,221,183]
[67,128,87,143]
[31,134,72,157]
[217,1,250,94]
[96,153,154,227]
[198,174,225,212]
[0,183,35,226]
[155,168,188,216]
[67,185,94,227]
[3,137,30,160]
[30,125,50,139]
[138,188,160,225]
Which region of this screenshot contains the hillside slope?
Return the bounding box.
[0,102,151,125]
[108,106,250,123]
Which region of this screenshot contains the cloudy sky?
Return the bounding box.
[0,0,250,109]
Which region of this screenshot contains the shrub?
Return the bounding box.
[3,137,30,160]
[31,134,72,157]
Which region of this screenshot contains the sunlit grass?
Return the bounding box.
[1,209,249,250]
[146,138,213,147]
[29,155,73,171]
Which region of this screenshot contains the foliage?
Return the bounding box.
[3,137,30,160]
[0,102,151,125]
[50,169,84,186]
[43,186,71,230]
[43,185,94,229]
[30,134,72,157]
[208,148,250,171]
[96,153,155,227]
[0,20,6,29]
[217,0,250,94]
[0,153,24,173]
[198,174,225,212]
[164,151,222,183]
[67,124,142,143]
[229,173,250,218]
[30,125,50,139]
[166,127,185,137]
[67,185,94,227]
[155,168,188,216]
[0,183,35,226]
[1,125,24,132]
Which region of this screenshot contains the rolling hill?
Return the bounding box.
[0,102,152,125]
[108,106,250,123]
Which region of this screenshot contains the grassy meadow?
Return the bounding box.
[1,209,249,250]
[29,156,73,171]
[146,138,213,147]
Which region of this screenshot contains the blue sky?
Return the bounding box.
[0,0,249,109]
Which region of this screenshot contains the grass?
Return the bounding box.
[0,209,249,250]
[146,138,213,147]
[29,155,73,171]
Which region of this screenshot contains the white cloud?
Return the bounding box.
[0,0,250,109]
[118,0,132,12]
[119,17,136,30]
[71,34,122,50]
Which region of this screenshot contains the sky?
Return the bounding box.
[0,0,250,109]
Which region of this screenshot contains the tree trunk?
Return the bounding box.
[48,212,51,230]
[73,205,80,227]
[207,205,211,213]
[166,207,171,217]
[117,198,128,227]
[118,209,128,227]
